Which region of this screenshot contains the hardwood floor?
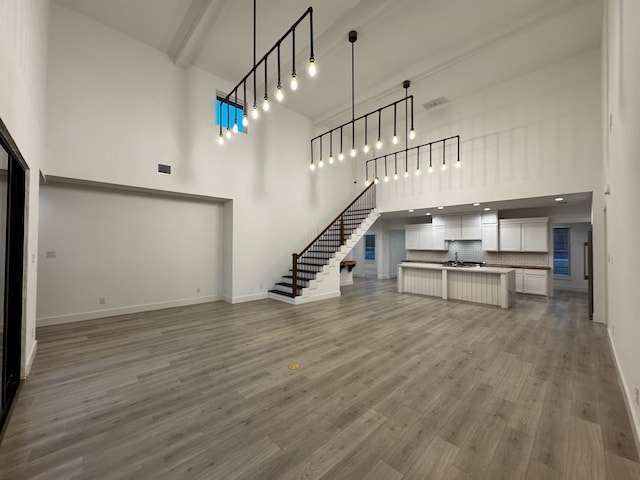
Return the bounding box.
[1,279,639,479]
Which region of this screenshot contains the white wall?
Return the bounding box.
[44,4,353,307]
[0,0,50,376]
[37,183,223,325]
[603,0,640,446]
[364,50,603,211]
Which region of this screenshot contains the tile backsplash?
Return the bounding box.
[406,240,550,267]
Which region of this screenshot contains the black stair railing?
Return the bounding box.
[291,184,376,296]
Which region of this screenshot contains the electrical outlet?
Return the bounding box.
[99,297,105,305]
[636,388,639,406]
[611,324,615,335]
[46,250,56,258]
[259,284,263,290]
[196,287,201,293]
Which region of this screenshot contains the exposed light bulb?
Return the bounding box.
[363,144,370,153]
[217,134,224,145]
[350,148,357,158]
[262,97,270,111]
[309,163,316,171]
[318,159,324,168]
[374,177,379,184]
[416,168,421,176]
[365,179,371,187]
[455,161,461,168]
[242,114,248,127]
[428,166,433,174]
[251,105,259,119]
[404,171,409,178]
[290,73,298,91]
[308,58,317,77]
[376,140,383,150]
[392,135,399,145]
[225,128,232,140]
[329,156,334,164]
[276,85,284,102]
[441,163,447,171]
[232,122,239,133]
[393,173,399,180]
[338,152,345,161]
[409,129,416,140]
[384,175,389,183]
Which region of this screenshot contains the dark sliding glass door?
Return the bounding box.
[0,138,26,433]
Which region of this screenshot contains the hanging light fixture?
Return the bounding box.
[366,136,461,185]
[309,31,415,171]
[217,1,316,144]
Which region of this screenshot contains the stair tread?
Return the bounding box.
[268,290,296,298]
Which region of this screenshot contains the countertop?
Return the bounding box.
[401,260,551,271]
[399,262,515,274]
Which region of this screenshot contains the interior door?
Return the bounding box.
[0,140,26,432]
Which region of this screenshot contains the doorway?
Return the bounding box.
[364,234,377,278]
[0,137,26,432]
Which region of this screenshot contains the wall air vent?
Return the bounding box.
[422,96,448,111]
[157,164,171,174]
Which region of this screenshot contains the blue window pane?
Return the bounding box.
[216,98,244,133]
[553,227,570,276]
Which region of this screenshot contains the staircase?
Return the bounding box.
[268,184,379,305]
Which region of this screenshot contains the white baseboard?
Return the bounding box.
[228,292,269,304]
[554,285,588,293]
[340,280,354,286]
[36,295,221,326]
[607,329,640,459]
[22,340,37,378]
[295,291,341,304]
[377,275,391,280]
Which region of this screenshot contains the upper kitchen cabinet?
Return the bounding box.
[461,214,482,240]
[499,218,549,252]
[481,212,499,251]
[435,214,482,241]
[405,223,447,251]
[445,216,461,240]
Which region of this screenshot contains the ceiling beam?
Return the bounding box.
[167,0,228,68]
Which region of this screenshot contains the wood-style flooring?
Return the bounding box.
[1,279,639,479]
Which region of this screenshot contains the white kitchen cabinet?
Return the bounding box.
[461,214,482,240]
[523,269,548,295]
[405,224,446,251]
[499,218,548,252]
[482,224,499,251]
[499,223,522,251]
[515,269,524,292]
[405,225,421,250]
[432,226,447,250]
[444,216,461,240]
[514,268,549,295]
[522,222,549,252]
[482,212,498,224]
[432,216,446,227]
[419,224,433,250]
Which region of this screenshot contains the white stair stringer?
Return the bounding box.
[268,208,379,305]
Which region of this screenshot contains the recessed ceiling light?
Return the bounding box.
[555,197,564,202]
[408,209,414,213]
[425,212,431,216]
[484,207,491,211]
[473,203,480,206]
[437,206,444,210]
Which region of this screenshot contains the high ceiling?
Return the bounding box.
[55,0,602,127]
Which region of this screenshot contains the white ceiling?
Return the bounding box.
[54,0,603,126]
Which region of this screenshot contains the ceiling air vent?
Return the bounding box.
[422,96,448,111]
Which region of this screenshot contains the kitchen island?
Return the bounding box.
[397,262,516,309]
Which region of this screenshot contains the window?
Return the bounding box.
[553,227,570,276]
[215,96,245,133]
[365,235,375,261]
